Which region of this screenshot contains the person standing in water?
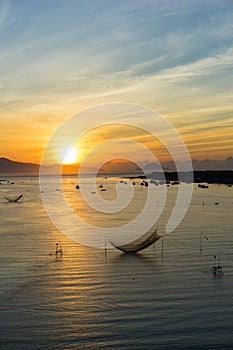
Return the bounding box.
[55,242,63,256]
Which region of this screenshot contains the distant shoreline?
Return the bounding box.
[0,170,233,185]
[127,170,233,185]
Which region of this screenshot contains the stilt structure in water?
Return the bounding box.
[161,235,165,258]
[200,232,208,253]
[212,255,223,276]
[104,236,108,259]
[200,232,203,253]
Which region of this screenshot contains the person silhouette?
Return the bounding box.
[55,242,63,256]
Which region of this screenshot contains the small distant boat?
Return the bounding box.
[198,184,209,189]
[171,181,180,185]
[4,194,23,202]
[150,179,157,185]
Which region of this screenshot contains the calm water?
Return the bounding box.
[0,176,233,350]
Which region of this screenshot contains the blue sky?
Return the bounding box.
[0,0,233,163]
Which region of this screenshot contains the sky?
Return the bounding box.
[0,0,233,165]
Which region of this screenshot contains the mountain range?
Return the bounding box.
[0,156,233,175]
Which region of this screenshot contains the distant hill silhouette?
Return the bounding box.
[0,156,233,175]
[0,157,39,174]
[158,157,233,171]
[99,159,142,174]
[0,157,111,175]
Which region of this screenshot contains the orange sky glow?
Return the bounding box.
[0,1,232,167]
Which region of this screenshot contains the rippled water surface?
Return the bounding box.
[0,176,233,350]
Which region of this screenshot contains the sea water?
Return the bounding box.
[0,176,233,350]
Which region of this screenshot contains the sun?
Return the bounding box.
[62,146,78,165]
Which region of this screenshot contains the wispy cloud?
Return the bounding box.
[70,45,233,105]
[0,0,9,26]
[155,48,233,82]
[0,0,233,162]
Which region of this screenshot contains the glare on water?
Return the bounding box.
[0,176,233,350]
